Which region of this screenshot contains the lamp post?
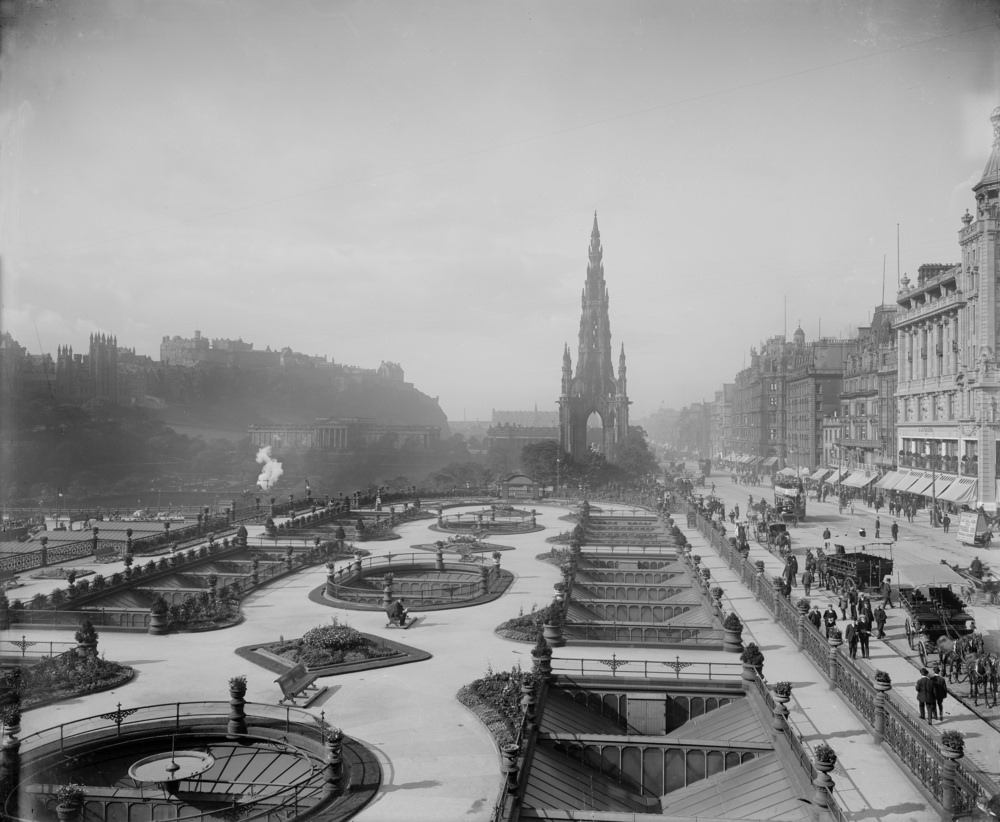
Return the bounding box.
[556,457,561,497]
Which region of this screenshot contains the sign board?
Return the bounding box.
[957,512,985,546]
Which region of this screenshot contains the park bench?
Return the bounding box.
[385,615,419,629]
[274,662,327,707]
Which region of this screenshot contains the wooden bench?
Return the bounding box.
[275,662,327,707]
[385,615,419,630]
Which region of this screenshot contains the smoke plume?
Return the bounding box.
[255,446,284,490]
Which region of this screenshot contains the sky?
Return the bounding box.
[2,0,999,423]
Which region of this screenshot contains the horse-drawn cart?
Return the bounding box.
[896,563,977,668]
[823,539,894,594]
[954,565,1000,607]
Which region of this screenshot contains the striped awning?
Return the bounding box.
[809,467,831,481]
[762,456,779,467]
[824,467,850,483]
[936,476,978,504]
[883,468,923,492]
[874,471,902,490]
[903,471,941,497]
[841,470,877,488]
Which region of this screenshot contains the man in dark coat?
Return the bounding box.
[891,520,899,541]
[845,620,858,659]
[932,665,948,720]
[808,606,822,630]
[856,612,871,659]
[874,604,887,639]
[916,668,936,723]
[822,604,838,638]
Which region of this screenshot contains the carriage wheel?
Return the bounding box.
[828,576,839,595]
[960,584,976,608]
[905,618,914,649]
[918,641,928,668]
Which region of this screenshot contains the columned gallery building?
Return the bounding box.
[881,106,1000,510]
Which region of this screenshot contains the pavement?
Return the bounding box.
[7,496,990,821]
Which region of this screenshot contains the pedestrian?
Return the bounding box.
[860,594,873,621]
[816,548,827,587]
[881,575,894,608]
[822,526,831,551]
[932,665,948,720]
[874,604,887,638]
[916,667,937,723]
[856,612,871,658]
[808,605,822,630]
[891,520,899,542]
[875,516,881,538]
[943,513,951,533]
[788,552,798,587]
[823,604,838,638]
[845,620,858,659]
[801,567,813,596]
[848,588,859,621]
[837,592,848,621]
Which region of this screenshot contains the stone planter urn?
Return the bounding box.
[543,620,565,648]
[227,677,248,738]
[723,626,744,654]
[148,609,169,636]
[700,568,711,581]
[532,649,553,680]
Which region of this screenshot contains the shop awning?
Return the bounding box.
[882,468,922,492]
[902,471,940,497]
[936,476,979,504]
[874,471,902,490]
[748,456,764,465]
[737,455,752,464]
[809,467,831,481]
[842,470,877,488]
[915,473,958,499]
[762,456,779,467]
[824,467,850,483]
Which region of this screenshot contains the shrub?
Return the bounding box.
[773,681,792,697]
[814,742,837,764]
[302,618,367,653]
[740,642,764,667]
[711,586,724,599]
[57,784,86,808]
[49,588,66,609]
[76,578,91,594]
[110,572,123,586]
[874,669,891,684]
[723,612,742,631]
[150,594,169,615]
[941,729,964,751]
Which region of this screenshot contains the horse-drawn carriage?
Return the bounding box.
[823,539,894,594]
[954,564,1000,607]
[894,563,977,666]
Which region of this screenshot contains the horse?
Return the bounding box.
[967,654,994,706]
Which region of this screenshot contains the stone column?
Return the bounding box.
[479,565,489,596]
[325,730,344,797]
[500,743,520,792]
[227,683,248,739]
[827,635,842,688]
[772,693,790,737]
[435,547,445,572]
[873,680,891,744]
[941,746,963,816]
[382,575,394,607]
[812,761,835,808]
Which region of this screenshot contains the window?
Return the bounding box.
[769,396,778,406]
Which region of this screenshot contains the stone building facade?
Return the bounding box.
[889,107,1000,509]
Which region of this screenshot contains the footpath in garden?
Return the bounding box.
[679,512,1000,820]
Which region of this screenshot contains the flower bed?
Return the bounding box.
[259,618,401,667]
[7,650,133,709]
[456,663,536,746]
[495,603,562,641]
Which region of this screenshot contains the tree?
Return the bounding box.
[520,440,568,486]
[616,426,659,481]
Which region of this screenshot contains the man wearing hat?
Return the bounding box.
[932,665,948,720]
[916,667,936,723]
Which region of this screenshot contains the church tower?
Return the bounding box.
[559,213,631,463]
